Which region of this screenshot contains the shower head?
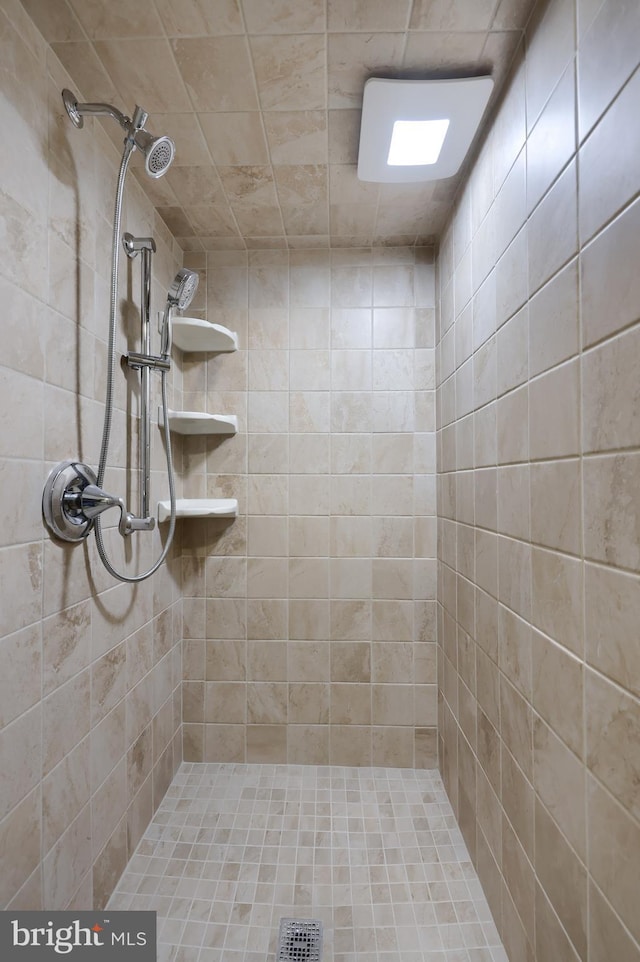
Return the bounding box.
[167,268,199,312]
[160,268,200,357]
[132,128,175,178]
[61,88,175,178]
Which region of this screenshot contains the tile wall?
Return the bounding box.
[0,0,184,910]
[436,0,640,960]
[179,246,438,768]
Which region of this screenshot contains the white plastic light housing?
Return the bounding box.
[387,119,450,166]
[358,76,494,183]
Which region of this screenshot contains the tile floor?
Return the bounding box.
[108,763,508,962]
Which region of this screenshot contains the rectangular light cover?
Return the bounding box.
[357,77,494,183]
[387,119,450,166]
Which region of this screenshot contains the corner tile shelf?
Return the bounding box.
[172,317,238,353]
[157,498,238,523]
[160,409,238,436]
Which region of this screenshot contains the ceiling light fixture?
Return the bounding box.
[357,76,494,183]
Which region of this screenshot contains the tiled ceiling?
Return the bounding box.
[22,0,537,249]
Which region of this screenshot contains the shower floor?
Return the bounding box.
[107,763,507,962]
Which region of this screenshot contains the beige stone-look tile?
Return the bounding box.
[495,226,528,330]
[329,0,411,31]
[499,605,531,700]
[496,384,527,465]
[410,0,496,30]
[172,37,258,111]
[331,682,371,724]
[288,683,329,725]
[531,547,583,657]
[205,638,246,681]
[372,726,414,767]
[530,459,581,555]
[581,197,640,347]
[329,724,371,766]
[528,160,577,295]
[586,668,640,822]
[502,741,534,862]
[588,775,640,945]
[67,0,163,38]
[535,797,587,959]
[529,359,579,460]
[532,629,583,758]
[577,0,640,140]
[246,724,287,762]
[585,563,640,697]
[502,816,535,946]
[251,34,325,111]
[327,32,405,108]
[534,717,586,860]
[264,111,327,166]
[525,0,575,128]
[94,38,191,113]
[43,669,90,776]
[583,326,640,453]
[0,703,41,817]
[0,785,41,907]
[43,804,92,909]
[0,624,41,728]
[583,453,640,572]
[498,536,531,621]
[154,0,244,35]
[243,0,325,33]
[535,883,582,962]
[497,464,529,541]
[196,113,266,167]
[497,305,528,395]
[500,675,533,780]
[589,879,640,962]
[579,64,640,244]
[529,258,579,377]
[526,63,576,213]
[287,725,329,764]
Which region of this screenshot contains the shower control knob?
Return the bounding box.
[43,460,99,542]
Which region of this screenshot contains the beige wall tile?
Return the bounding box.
[586,669,640,822]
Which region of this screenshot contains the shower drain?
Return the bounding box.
[276,918,323,962]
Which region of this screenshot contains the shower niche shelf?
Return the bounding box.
[157,498,238,523]
[172,317,237,353]
[160,409,238,436]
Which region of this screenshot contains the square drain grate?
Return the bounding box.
[276,918,323,962]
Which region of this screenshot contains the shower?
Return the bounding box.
[42,90,196,583]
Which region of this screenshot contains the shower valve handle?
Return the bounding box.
[68,483,130,537]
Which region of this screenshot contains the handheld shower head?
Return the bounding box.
[161,268,200,356]
[167,268,199,312]
[133,128,175,178]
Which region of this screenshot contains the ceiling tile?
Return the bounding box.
[183,205,240,236]
[402,30,487,69]
[273,165,328,206]
[242,0,326,34]
[232,204,285,236]
[199,112,270,165]
[327,32,405,108]
[34,0,538,250]
[156,206,196,235]
[172,36,259,110]
[94,39,192,112]
[250,34,326,110]
[154,0,244,36]
[410,0,498,32]
[218,166,279,208]
[51,40,120,104]
[151,113,212,166]
[328,0,412,33]
[281,205,329,235]
[67,0,164,38]
[264,111,328,165]
[20,0,83,42]
[327,109,361,164]
[165,166,227,206]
